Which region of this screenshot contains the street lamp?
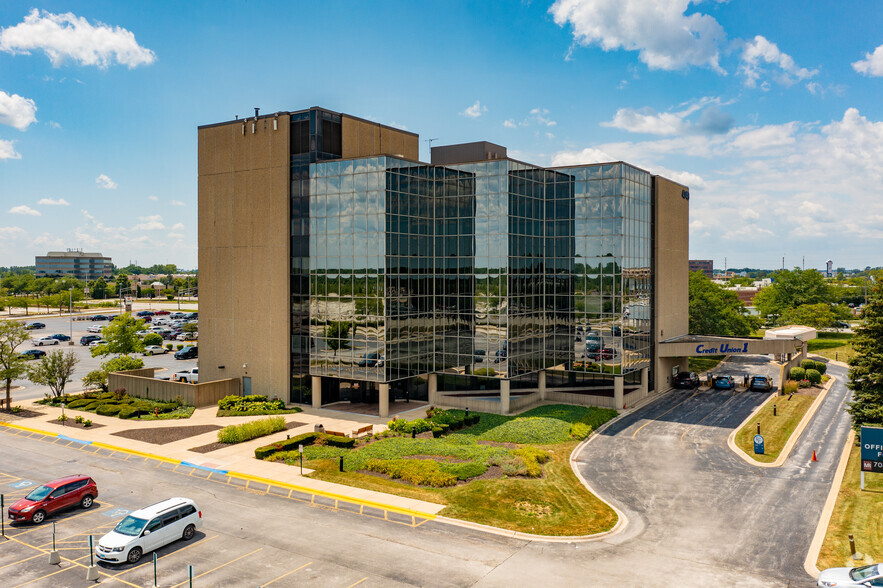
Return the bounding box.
[68,287,73,345]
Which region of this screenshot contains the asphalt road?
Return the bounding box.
[0,355,850,587]
[6,315,197,404]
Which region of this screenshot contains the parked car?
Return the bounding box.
[20,349,47,360]
[7,475,98,524]
[24,322,46,330]
[817,563,883,587]
[712,375,736,390]
[171,368,198,383]
[833,320,850,329]
[136,330,153,337]
[89,339,107,349]
[176,332,196,341]
[174,346,197,360]
[48,334,71,342]
[34,336,60,346]
[164,330,182,340]
[97,498,202,564]
[586,347,615,361]
[748,375,773,392]
[673,371,700,389]
[153,310,170,315]
[80,335,102,346]
[184,312,198,320]
[90,314,109,321]
[143,345,168,356]
[170,312,185,319]
[87,324,104,333]
[357,352,381,367]
[136,310,154,317]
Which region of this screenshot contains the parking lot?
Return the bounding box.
[9,314,197,404]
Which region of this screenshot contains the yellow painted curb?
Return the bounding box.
[90,441,180,464]
[727,376,835,467]
[0,421,60,437]
[804,429,855,578]
[224,470,438,520]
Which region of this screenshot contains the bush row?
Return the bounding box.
[218,416,286,444]
[218,394,286,413]
[799,359,828,375]
[254,431,355,459]
[789,365,824,384]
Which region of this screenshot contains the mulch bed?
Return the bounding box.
[0,409,45,420]
[47,419,105,430]
[112,424,221,445]
[188,421,307,453]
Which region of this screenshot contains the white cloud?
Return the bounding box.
[33,233,64,249]
[853,44,883,77]
[0,226,27,240]
[460,100,487,119]
[530,108,556,127]
[0,90,37,130]
[550,0,725,71]
[147,195,158,202]
[47,120,61,129]
[503,119,517,129]
[550,147,614,166]
[171,223,185,231]
[132,215,165,231]
[738,35,817,88]
[0,139,21,159]
[95,174,117,189]
[81,209,95,221]
[37,197,70,206]
[601,98,735,136]
[0,9,156,69]
[170,200,185,207]
[8,205,40,216]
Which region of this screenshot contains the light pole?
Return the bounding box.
[68,288,73,345]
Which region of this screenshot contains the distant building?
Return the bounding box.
[826,260,833,278]
[689,259,713,279]
[35,250,112,281]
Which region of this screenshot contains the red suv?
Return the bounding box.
[7,475,98,524]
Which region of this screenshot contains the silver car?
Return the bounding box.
[818,563,883,587]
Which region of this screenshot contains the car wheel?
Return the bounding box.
[31,510,46,524]
[127,547,143,564]
[182,524,195,540]
[81,495,94,509]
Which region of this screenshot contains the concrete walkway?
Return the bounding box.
[3,399,446,516]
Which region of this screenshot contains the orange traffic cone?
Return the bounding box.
[811,450,818,462]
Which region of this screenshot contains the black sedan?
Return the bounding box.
[749,375,773,392]
[20,349,46,360]
[673,371,700,389]
[48,334,71,342]
[24,322,46,330]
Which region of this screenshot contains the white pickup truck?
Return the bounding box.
[171,368,198,383]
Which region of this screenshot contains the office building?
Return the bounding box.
[198,106,689,416]
[689,259,713,279]
[35,250,113,281]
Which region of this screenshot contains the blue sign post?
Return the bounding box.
[860,426,883,490]
[754,434,765,455]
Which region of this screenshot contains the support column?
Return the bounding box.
[614,376,624,411]
[500,380,511,415]
[538,370,546,401]
[641,367,649,397]
[428,373,438,405]
[379,383,390,419]
[312,376,322,409]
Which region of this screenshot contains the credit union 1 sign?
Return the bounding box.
[861,426,883,474]
[695,342,750,354]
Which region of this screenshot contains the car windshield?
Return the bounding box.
[754,376,767,381]
[114,515,148,536]
[850,564,881,581]
[25,485,53,501]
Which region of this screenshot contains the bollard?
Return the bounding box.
[339,455,344,472]
[153,552,158,588]
[49,521,61,564]
[1,494,4,537]
[85,535,99,580]
[465,408,469,419]
[411,428,416,439]
[299,444,304,475]
[788,393,793,401]
[756,422,761,435]
[188,564,194,588]
[773,404,777,417]
[848,534,863,560]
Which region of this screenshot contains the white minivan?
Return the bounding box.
[97,498,202,564]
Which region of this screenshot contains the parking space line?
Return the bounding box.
[9,503,116,538]
[261,561,312,586]
[0,553,43,571]
[169,547,263,588]
[12,562,73,588]
[111,535,217,578]
[347,577,369,588]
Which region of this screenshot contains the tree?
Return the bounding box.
[26,350,79,398]
[142,333,163,347]
[91,313,145,357]
[754,267,832,318]
[847,280,883,430]
[689,271,756,336]
[324,321,352,356]
[0,320,29,410]
[778,303,839,330]
[82,356,145,393]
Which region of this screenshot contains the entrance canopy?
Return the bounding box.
[657,330,810,358]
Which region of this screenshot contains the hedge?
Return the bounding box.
[254,431,354,459]
[789,367,806,381]
[96,404,123,416]
[805,369,822,385]
[217,416,286,444]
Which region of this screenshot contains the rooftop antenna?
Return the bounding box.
[425,138,439,158]
[254,107,260,118]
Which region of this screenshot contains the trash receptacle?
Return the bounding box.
[314,424,325,433]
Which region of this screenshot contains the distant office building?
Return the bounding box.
[35,250,113,281]
[689,259,713,279]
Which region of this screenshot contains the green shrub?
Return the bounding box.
[217,394,285,414]
[83,401,103,411]
[176,344,184,351]
[798,379,812,388]
[68,398,94,409]
[365,458,457,487]
[218,416,286,444]
[569,422,592,439]
[118,407,140,419]
[431,426,444,438]
[800,359,816,370]
[813,361,827,375]
[789,367,806,381]
[83,419,92,427]
[96,404,123,416]
[57,414,67,423]
[74,415,84,423]
[254,431,353,459]
[805,369,821,385]
[143,333,163,346]
[11,405,23,413]
[165,343,173,350]
[440,461,488,480]
[387,418,434,435]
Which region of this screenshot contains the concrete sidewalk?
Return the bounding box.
[2,399,446,516]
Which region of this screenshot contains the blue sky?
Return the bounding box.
[1,1,882,271]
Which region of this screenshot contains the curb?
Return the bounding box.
[804,429,855,578]
[727,376,835,467]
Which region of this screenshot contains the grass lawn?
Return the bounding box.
[818,439,883,570]
[734,393,816,463]
[689,355,725,373]
[298,404,620,536]
[808,332,855,363]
